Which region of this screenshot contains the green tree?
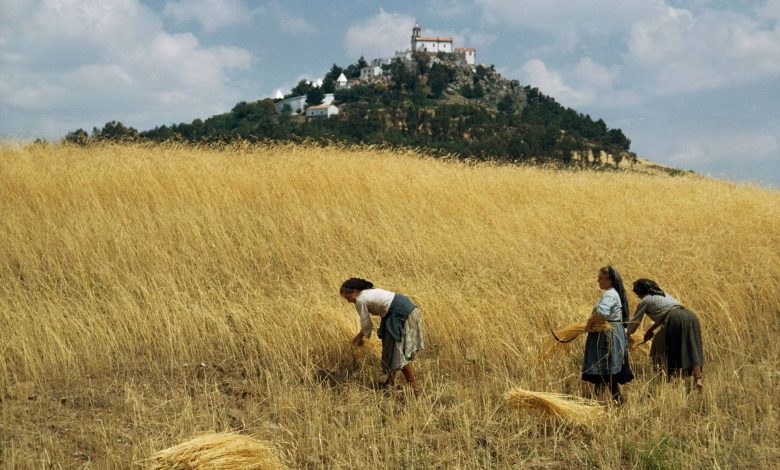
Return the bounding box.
[291,79,313,96]
[325,64,344,81]
[306,87,325,106]
[64,128,89,145]
[93,121,138,142]
[428,63,451,98]
[321,76,335,93]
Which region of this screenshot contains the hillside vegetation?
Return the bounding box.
[67,56,634,167]
[1,143,778,468]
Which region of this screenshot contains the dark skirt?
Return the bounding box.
[664,307,704,375]
[649,325,667,370]
[581,328,634,385]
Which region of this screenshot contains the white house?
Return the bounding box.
[274,95,306,114]
[335,72,349,89]
[360,65,383,80]
[454,47,476,65]
[305,103,339,118]
[274,93,334,114]
[411,23,452,53]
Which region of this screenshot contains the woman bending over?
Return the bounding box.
[340,278,424,393]
[628,279,704,389]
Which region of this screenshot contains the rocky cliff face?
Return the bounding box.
[443,61,527,112]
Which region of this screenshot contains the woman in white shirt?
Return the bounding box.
[340,278,424,393]
[582,266,634,404]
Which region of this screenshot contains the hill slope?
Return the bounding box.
[68,55,638,168]
[1,143,778,468]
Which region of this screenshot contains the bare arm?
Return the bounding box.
[351,332,365,345]
[643,321,663,342]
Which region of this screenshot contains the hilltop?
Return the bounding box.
[65,52,649,170]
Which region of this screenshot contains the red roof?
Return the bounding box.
[307,103,335,110]
[416,36,452,42]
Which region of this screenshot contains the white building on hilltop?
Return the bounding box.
[454,47,476,65]
[411,23,452,53]
[306,103,339,119]
[274,95,306,114]
[336,72,349,89]
[274,93,334,114]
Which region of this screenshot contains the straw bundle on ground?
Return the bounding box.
[505,387,607,425]
[148,432,287,470]
[551,320,611,343]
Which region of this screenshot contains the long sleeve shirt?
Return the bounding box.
[593,288,623,322]
[626,293,683,334]
[354,288,395,338]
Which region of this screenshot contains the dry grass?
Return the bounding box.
[0,142,778,468]
[147,432,287,469]
[505,387,607,426]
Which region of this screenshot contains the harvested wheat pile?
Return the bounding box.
[148,432,287,469]
[552,321,611,343]
[505,387,607,425]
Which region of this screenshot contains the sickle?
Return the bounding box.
[551,328,576,343]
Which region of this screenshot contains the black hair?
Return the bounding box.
[632,278,665,298]
[340,278,374,293]
[602,265,630,324]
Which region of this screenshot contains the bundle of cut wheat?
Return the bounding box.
[551,320,611,343]
[628,333,651,355]
[505,387,607,425]
[148,432,287,470]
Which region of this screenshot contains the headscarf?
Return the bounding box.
[632,278,665,297]
[607,266,630,324]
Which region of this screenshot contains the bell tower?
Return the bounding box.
[411,23,421,51]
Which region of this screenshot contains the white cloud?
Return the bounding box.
[517,58,640,109]
[574,57,617,90]
[343,9,416,59]
[0,0,251,138]
[476,0,658,33]
[627,6,780,94]
[520,59,592,107]
[668,133,779,167]
[163,0,250,33]
[758,0,780,21]
[461,29,498,49]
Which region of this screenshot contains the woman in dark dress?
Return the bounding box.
[627,279,704,389]
[581,266,634,404]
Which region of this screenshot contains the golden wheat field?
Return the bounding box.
[1,142,778,469]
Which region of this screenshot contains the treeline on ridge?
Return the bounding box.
[65,54,634,167]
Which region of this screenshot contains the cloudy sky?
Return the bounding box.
[1,0,778,186]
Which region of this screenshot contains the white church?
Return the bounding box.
[410,23,476,65]
[271,24,476,116]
